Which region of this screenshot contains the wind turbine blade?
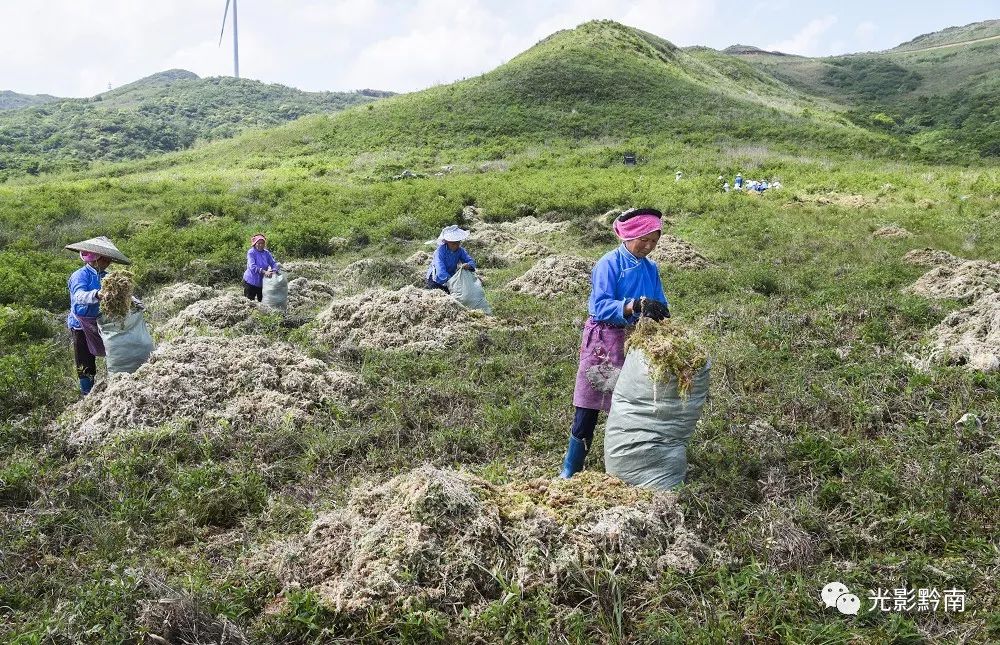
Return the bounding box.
[218,0,231,46]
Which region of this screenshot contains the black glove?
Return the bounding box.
[636,297,670,321]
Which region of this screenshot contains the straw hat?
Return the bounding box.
[64,236,132,265]
[438,225,470,243]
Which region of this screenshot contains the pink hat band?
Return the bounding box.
[613,214,662,241]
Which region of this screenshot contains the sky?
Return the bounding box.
[1,1,996,98]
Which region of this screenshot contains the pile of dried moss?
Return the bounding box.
[271,466,705,617]
[626,317,709,396]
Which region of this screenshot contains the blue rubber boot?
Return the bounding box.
[559,435,589,479]
[79,376,94,396]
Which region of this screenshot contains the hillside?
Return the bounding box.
[734,20,1000,160]
[0,19,999,643]
[0,90,61,111]
[890,18,1000,52]
[0,70,390,178]
[75,19,896,185]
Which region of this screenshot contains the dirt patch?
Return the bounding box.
[507,255,592,299]
[152,282,220,316]
[648,235,713,269]
[311,286,497,351]
[872,225,912,239]
[902,248,962,268]
[339,258,419,289]
[906,260,1000,303]
[287,277,338,313]
[139,576,248,645]
[790,192,877,209]
[163,293,260,336]
[925,293,1000,371]
[272,466,706,616]
[737,502,819,571]
[59,335,360,446]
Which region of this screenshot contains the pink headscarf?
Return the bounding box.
[613,211,662,241]
[251,234,266,246]
[80,251,102,263]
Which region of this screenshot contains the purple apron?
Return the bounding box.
[572,317,629,412]
[76,315,107,357]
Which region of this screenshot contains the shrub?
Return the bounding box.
[0,251,77,312]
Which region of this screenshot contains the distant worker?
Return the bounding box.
[723,182,730,192]
[243,233,279,302]
[64,236,132,395]
[559,208,671,478]
[734,173,743,190]
[675,171,682,182]
[426,224,477,294]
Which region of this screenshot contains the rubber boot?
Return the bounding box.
[559,435,589,479]
[79,376,94,396]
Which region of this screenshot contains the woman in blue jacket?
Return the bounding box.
[64,236,132,395]
[559,208,671,478]
[426,225,477,293]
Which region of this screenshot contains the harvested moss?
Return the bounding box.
[100,270,135,320]
[507,255,592,299]
[626,317,709,397]
[272,466,705,616]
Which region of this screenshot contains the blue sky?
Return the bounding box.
[0,1,996,97]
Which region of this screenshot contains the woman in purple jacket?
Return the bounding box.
[243,234,278,301]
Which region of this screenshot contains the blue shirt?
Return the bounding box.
[427,244,476,285]
[66,264,105,329]
[588,244,667,326]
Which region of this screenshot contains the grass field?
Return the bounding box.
[1,19,998,644]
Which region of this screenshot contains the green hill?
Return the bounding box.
[734,20,1000,160]
[0,90,61,111]
[104,19,893,183]
[0,70,390,178]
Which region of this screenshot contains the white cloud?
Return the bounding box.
[766,15,838,55]
[339,0,524,91]
[292,0,382,29]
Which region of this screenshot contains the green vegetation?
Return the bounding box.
[0,70,390,178]
[738,21,1000,160]
[0,18,998,644]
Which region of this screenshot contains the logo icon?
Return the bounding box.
[822,582,860,615]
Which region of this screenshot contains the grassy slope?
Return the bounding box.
[1,19,999,644]
[890,19,1000,51]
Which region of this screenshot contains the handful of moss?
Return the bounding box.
[100,270,136,320]
[626,317,709,397]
